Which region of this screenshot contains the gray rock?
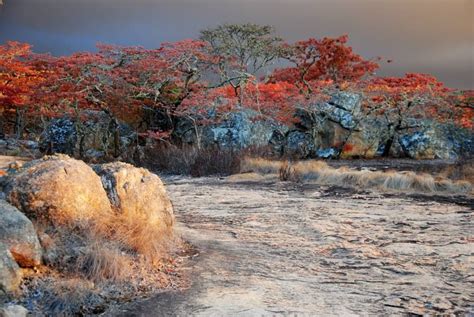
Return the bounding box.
[284,131,316,158]
[399,124,473,160]
[39,118,77,155]
[328,91,362,113]
[19,140,38,150]
[319,92,362,130]
[191,110,286,149]
[0,242,21,294]
[39,112,135,159]
[0,200,42,267]
[317,148,338,159]
[0,305,28,317]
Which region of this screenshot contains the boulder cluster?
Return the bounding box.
[171,92,473,160]
[0,155,174,314]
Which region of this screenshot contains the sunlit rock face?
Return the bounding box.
[0,242,21,295]
[92,162,175,231]
[5,154,113,227]
[0,200,42,268]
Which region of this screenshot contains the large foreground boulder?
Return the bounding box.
[5,155,113,226]
[0,200,42,267]
[0,242,21,294]
[93,162,174,230]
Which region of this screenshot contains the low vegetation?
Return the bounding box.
[0,155,181,315]
[241,157,473,194]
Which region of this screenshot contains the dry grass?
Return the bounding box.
[240,157,473,194]
[144,143,273,176]
[25,222,179,315]
[75,241,132,283]
[41,278,99,316]
[98,211,174,262]
[438,159,474,183]
[240,157,285,175]
[144,143,241,176]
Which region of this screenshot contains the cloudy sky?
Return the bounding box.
[0,0,472,88]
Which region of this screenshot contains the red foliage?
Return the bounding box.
[271,35,379,94]
[0,37,470,140]
[0,42,44,113]
[364,73,453,121]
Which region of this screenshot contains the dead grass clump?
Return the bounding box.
[103,212,173,262]
[240,157,283,175]
[279,161,297,181]
[144,143,242,176]
[438,159,474,183]
[76,241,131,283]
[41,278,101,316]
[241,158,472,194]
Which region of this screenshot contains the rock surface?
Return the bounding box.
[6,154,112,226]
[0,304,28,317]
[175,110,286,149]
[93,162,174,230]
[0,242,21,294]
[114,175,474,316]
[0,200,42,267]
[38,112,135,160]
[39,118,77,155]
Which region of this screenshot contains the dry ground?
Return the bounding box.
[113,174,473,316]
[2,155,472,315]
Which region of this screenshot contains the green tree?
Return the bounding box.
[200,23,285,100]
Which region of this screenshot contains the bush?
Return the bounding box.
[144,143,273,176]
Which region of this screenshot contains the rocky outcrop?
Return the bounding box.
[0,242,21,294]
[5,154,113,226]
[175,109,287,149]
[93,162,174,231]
[39,118,77,155]
[284,131,316,158]
[0,200,42,267]
[398,125,474,160]
[39,112,135,161]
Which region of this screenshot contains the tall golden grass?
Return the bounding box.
[241,158,472,194]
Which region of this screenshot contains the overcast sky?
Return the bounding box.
[0,0,473,88]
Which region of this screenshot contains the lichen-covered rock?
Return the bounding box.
[93,162,174,230]
[284,131,316,158]
[399,125,473,160]
[0,304,28,317]
[0,242,21,294]
[39,113,135,160]
[39,118,77,155]
[5,154,112,226]
[0,200,42,267]
[176,110,285,149]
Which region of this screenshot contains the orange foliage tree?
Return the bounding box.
[0,42,45,136]
[271,35,379,96]
[363,73,456,156]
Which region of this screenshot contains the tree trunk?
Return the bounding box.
[14,109,25,139]
[382,135,395,157]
